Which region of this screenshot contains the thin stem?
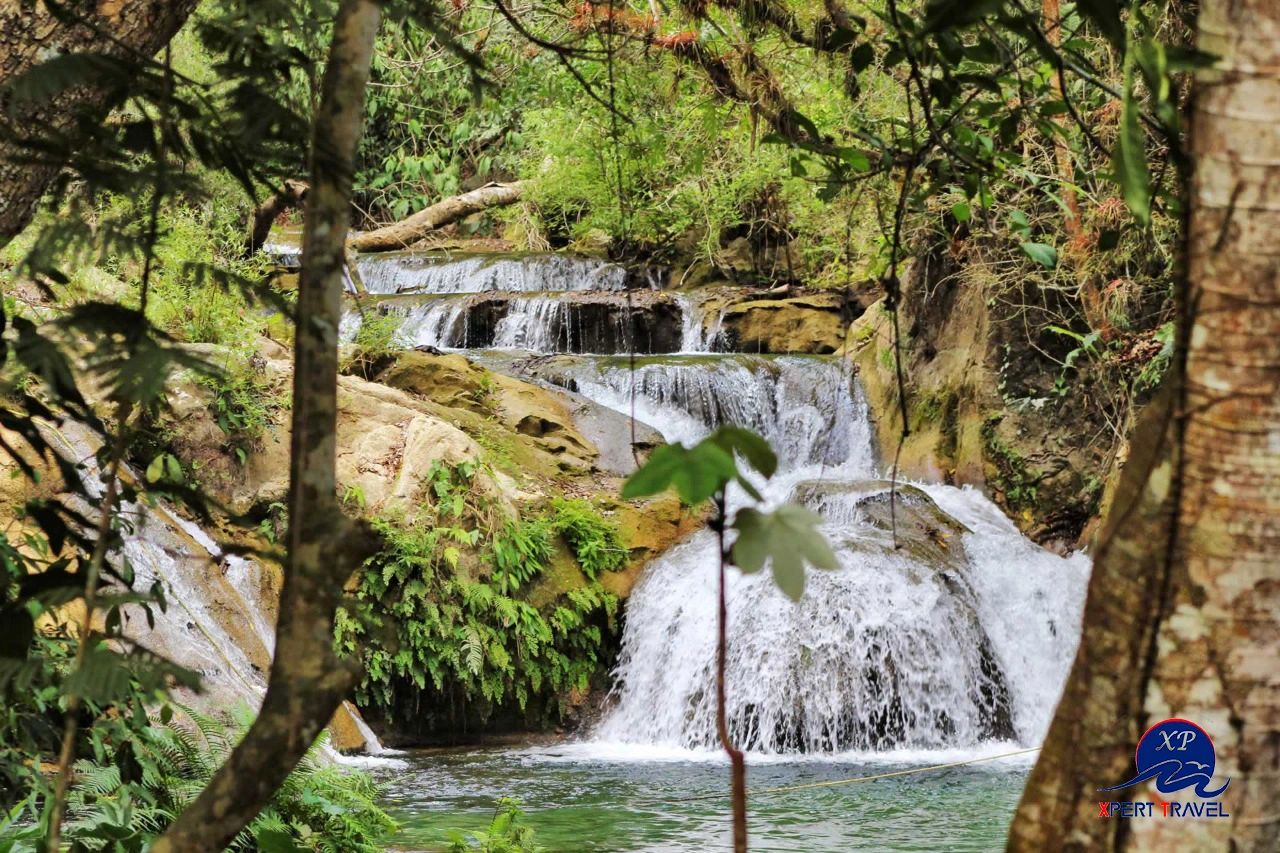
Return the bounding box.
[46,405,132,850]
[713,492,748,852]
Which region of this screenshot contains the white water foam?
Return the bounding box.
[553,354,1090,758]
[357,253,630,295]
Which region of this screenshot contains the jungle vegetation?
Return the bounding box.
[0,0,1275,850]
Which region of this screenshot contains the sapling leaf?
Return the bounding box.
[731,505,839,601]
[1114,59,1152,225]
[708,426,778,478]
[621,436,742,505]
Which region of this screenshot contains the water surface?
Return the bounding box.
[371,745,1030,852]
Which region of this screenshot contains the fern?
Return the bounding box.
[51,706,396,853]
[550,498,628,579]
[334,463,619,732]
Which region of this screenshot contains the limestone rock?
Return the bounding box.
[687,289,848,354]
[165,353,498,518]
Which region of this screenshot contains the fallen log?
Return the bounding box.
[347,180,527,252]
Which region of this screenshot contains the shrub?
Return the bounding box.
[4,705,396,853]
[551,498,627,579]
[343,309,402,378]
[335,464,618,728]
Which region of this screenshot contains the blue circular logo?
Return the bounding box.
[1100,718,1229,798]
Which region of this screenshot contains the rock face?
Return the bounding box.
[111,345,698,747]
[718,292,848,354]
[793,479,972,570]
[166,354,489,518]
[163,346,693,551]
[686,288,854,354]
[847,253,1117,549]
[358,289,683,354]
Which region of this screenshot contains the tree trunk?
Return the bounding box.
[149,1,382,849]
[0,0,199,248]
[1042,0,1080,237]
[1011,1,1280,849]
[347,180,526,252]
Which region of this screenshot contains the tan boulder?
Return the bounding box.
[166,352,499,518]
[328,702,376,753]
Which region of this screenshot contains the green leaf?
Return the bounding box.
[707,427,777,478]
[836,147,871,172]
[951,202,971,223]
[622,438,741,505]
[255,828,305,853]
[1020,242,1058,268]
[146,456,164,483]
[1113,60,1152,225]
[731,505,839,601]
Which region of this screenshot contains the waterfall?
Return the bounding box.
[356,253,630,295]
[492,297,572,351]
[49,421,391,757]
[323,247,1090,759]
[555,353,1090,755]
[548,356,868,466]
[396,298,473,349]
[677,292,726,353]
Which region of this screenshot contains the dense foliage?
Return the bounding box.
[335,462,622,731]
[1,704,394,853]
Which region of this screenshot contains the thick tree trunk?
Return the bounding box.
[0,0,199,248]
[347,179,526,252]
[1011,1,1280,849]
[149,1,382,850]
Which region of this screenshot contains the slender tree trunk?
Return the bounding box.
[1011,2,1280,849]
[347,180,526,252]
[149,1,382,849]
[0,0,199,248]
[1042,0,1080,237]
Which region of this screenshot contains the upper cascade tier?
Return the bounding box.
[340,292,683,355]
[356,252,647,295]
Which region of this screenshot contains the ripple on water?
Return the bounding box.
[370,746,1030,852]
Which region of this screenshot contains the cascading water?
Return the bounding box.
[50,420,389,758]
[676,292,727,353]
[491,297,573,351]
[338,250,1091,757]
[357,252,631,295]
[543,354,1091,755]
[324,249,1099,851]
